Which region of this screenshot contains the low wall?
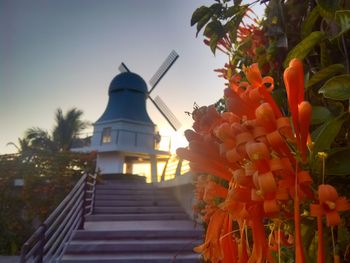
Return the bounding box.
[0,257,19,263]
[156,173,197,220]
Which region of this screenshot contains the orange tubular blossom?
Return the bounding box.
[298,101,312,163]
[283,59,305,147]
[311,184,350,227]
[243,63,274,91]
[310,185,350,263]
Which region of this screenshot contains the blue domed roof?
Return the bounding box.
[96,71,153,124]
[109,72,148,94]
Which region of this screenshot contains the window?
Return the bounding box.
[101,127,112,144]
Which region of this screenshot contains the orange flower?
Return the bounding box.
[311,184,350,227]
[181,60,348,263]
[177,147,232,181]
[283,59,309,159]
[310,184,350,263]
[220,214,238,263]
[194,209,227,262]
[225,88,256,119]
[243,63,274,91]
[203,181,228,203]
[255,103,277,132]
[298,101,312,163]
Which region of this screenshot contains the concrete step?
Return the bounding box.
[83,220,202,231]
[95,184,154,190]
[65,239,201,254]
[95,189,170,195]
[94,199,178,207]
[61,253,202,263]
[72,229,203,240]
[94,206,183,214]
[85,213,189,221]
[94,194,173,201]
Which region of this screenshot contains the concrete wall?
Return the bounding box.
[97,152,124,174]
[0,257,19,263]
[157,173,197,220]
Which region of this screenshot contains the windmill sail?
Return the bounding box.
[149,50,179,94]
[118,62,130,73]
[149,95,182,131]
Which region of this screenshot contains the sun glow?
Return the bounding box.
[158,127,188,154]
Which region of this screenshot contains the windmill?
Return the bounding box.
[72,50,182,181]
[118,50,181,131]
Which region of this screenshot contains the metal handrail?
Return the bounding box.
[20,173,97,263]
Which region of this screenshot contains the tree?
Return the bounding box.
[25,108,89,152]
[0,150,96,255]
[6,138,31,154]
[53,108,88,151]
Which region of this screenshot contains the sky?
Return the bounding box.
[0,0,264,154]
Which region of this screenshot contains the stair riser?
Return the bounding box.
[85,214,188,221]
[94,195,173,201]
[93,200,178,207]
[61,257,201,263]
[73,231,203,241]
[95,189,169,195]
[62,176,201,262]
[94,207,183,214]
[65,243,200,254]
[95,185,154,190]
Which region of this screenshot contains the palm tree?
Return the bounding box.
[53,108,88,151]
[24,108,89,152]
[25,127,57,152]
[6,137,31,154]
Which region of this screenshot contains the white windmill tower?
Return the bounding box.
[76,51,181,182]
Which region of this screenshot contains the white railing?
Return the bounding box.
[74,129,171,152]
[160,156,190,181]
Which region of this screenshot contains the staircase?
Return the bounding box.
[61,176,202,262]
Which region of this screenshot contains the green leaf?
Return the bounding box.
[319,42,330,67]
[209,3,222,15]
[306,64,345,89]
[319,74,350,100]
[326,148,350,175]
[311,122,326,141]
[225,5,239,17]
[311,106,332,125]
[311,112,349,171]
[284,31,325,68]
[204,20,225,39]
[226,5,248,42]
[333,10,350,38]
[272,89,288,113]
[191,6,210,26]
[210,34,219,54]
[196,14,212,37]
[316,0,340,20]
[301,6,320,38]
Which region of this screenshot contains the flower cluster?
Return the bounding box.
[177,60,350,262]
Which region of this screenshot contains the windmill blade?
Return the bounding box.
[149,95,182,131]
[118,62,130,73]
[149,50,179,94]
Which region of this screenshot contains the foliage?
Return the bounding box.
[185,0,350,262]
[22,107,90,152]
[191,0,350,190]
[0,151,96,255]
[0,107,94,255]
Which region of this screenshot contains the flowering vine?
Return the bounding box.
[177,60,350,262]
